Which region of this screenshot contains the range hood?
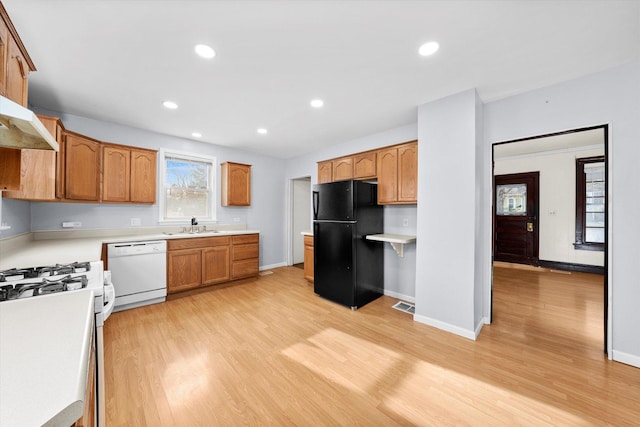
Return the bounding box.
[0,95,58,151]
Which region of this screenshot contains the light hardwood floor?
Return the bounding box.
[104,266,640,426]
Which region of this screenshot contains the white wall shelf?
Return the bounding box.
[366,234,416,257]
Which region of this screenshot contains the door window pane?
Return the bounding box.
[496,184,527,216]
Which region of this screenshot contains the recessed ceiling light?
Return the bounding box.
[192,132,202,138]
[162,100,178,109]
[418,41,439,56]
[195,44,216,59]
[310,99,324,108]
[257,128,268,135]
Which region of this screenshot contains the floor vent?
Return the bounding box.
[259,271,273,276]
[392,301,415,314]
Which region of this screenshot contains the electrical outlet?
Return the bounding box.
[130,218,141,226]
[233,217,241,223]
[402,218,409,227]
[62,221,82,228]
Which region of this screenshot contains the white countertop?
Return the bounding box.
[0,289,95,427]
[365,233,417,244]
[0,229,261,270]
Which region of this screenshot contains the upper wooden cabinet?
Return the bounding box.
[316,141,417,205]
[102,143,157,204]
[0,3,35,106]
[3,115,62,201]
[377,141,418,205]
[102,145,130,202]
[317,160,333,183]
[0,147,21,191]
[353,151,376,179]
[332,157,353,181]
[221,162,251,206]
[64,131,101,201]
[130,149,157,203]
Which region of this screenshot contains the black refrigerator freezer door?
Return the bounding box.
[313,181,354,221]
[313,221,355,307]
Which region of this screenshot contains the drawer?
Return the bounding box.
[167,236,230,250]
[232,243,259,261]
[303,235,313,246]
[232,234,259,245]
[232,259,259,279]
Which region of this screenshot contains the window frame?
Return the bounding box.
[158,148,217,223]
[574,155,605,251]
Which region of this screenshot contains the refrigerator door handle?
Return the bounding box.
[313,190,319,220]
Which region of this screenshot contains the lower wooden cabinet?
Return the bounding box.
[303,234,314,282]
[231,234,259,279]
[167,248,202,293]
[203,245,230,285]
[167,234,258,294]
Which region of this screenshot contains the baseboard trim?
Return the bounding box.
[413,314,477,341]
[260,262,286,271]
[611,350,640,369]
[384,290,415,304]
[538,260,605,275]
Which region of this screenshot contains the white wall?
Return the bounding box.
[485,60,640,367]
[494,146,605,266]
[414,89,484,339]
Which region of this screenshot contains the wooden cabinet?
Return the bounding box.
[231,234,259,279]
[0,15,8,98]
[332,157,353,181]
[2,115,61,200]
[0,4,35,106]
[353,151,376,179]
[63,131,101,201]
[0,147,20,190]
[377,141,417,205]
[303,234,314,282]
[317,160,333,183]
[167,234,257,294]
[102,145,130,202]
[130,149,157,203]
[316,141,416,204]
[221,162,251,206]
[203,245,230,285]
[167,248,202,293]
[102,144,157,203]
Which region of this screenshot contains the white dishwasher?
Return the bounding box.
[107,240,167,312]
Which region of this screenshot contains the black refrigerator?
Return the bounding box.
[313,180,384,309]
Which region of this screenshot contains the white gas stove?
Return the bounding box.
[0,260,114,426]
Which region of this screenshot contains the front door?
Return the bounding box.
[494,172,539,266]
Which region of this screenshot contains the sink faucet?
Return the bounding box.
[190,217,199,233]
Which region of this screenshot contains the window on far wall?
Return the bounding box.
[159,149,216,222]
[575,156,605,251]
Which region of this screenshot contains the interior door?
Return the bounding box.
[494,172,539,266]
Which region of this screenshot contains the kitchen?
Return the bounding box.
[1,1,640,426]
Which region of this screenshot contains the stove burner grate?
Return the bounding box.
[0,262,91,282]
[0,274,88,301]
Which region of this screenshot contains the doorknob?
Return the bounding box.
[527,222,534,232]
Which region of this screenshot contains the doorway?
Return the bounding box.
[491,125,608,352]
[289,177,311,266]
[494,172,539,266]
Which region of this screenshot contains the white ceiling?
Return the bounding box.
[3,0,639,159]
[493,127,604,159]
